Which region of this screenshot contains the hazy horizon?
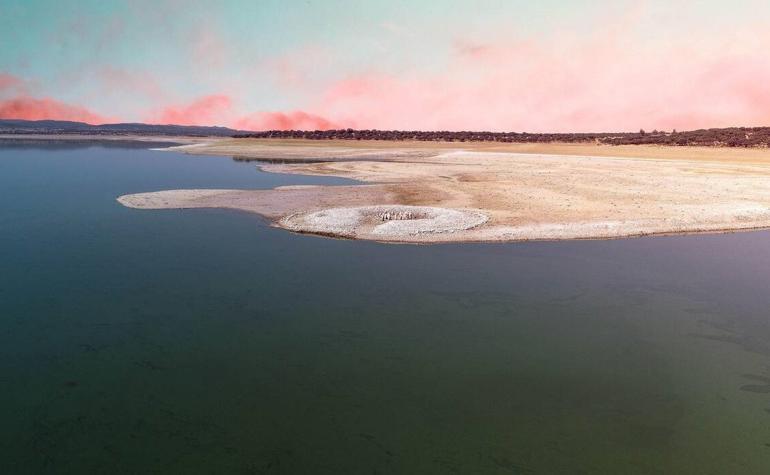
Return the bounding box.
[3,1,770,132]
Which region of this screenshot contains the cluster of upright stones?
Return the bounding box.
[378,210,417,221]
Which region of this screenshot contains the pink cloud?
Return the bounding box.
[259,45,336,91]
[145,93,337,130]
[0,72,107,123]
[189,24,228,70]
[97,67,165,101]
[149,94,233,126]
[0,73,23,92]
[0,96,109,124]
[234,7,765,132]
[302,32,770,132]
[13,4,770,134]
[234,110,338,131]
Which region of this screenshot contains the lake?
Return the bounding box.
[2,141,770,473]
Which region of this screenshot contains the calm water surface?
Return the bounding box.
[2,141,770,474]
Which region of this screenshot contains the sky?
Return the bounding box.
[1,0,770,132]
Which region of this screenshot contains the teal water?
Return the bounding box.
[2,142,770,473]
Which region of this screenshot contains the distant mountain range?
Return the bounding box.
[0,119,247,137]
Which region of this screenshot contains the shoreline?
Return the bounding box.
[163,137,770,165]
[114,138,770,244]
[116,189,770,244]
[0,133,212,145]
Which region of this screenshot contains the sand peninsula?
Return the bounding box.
[117,138,770,243]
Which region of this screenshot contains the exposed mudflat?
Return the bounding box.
[117,139,770,243]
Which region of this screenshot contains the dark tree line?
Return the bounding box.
[234,127,770,148]
[234,128,623,143]
[601,128,770,147]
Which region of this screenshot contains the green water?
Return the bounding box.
[2,141,770,474]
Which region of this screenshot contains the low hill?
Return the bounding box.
[0,119,246,137]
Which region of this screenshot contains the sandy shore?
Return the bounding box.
[117,138,770,243]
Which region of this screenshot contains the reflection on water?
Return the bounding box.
[2,143,770,473]
[231,155,394,164]
[232,156,327,164]
[0,137,181,151]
